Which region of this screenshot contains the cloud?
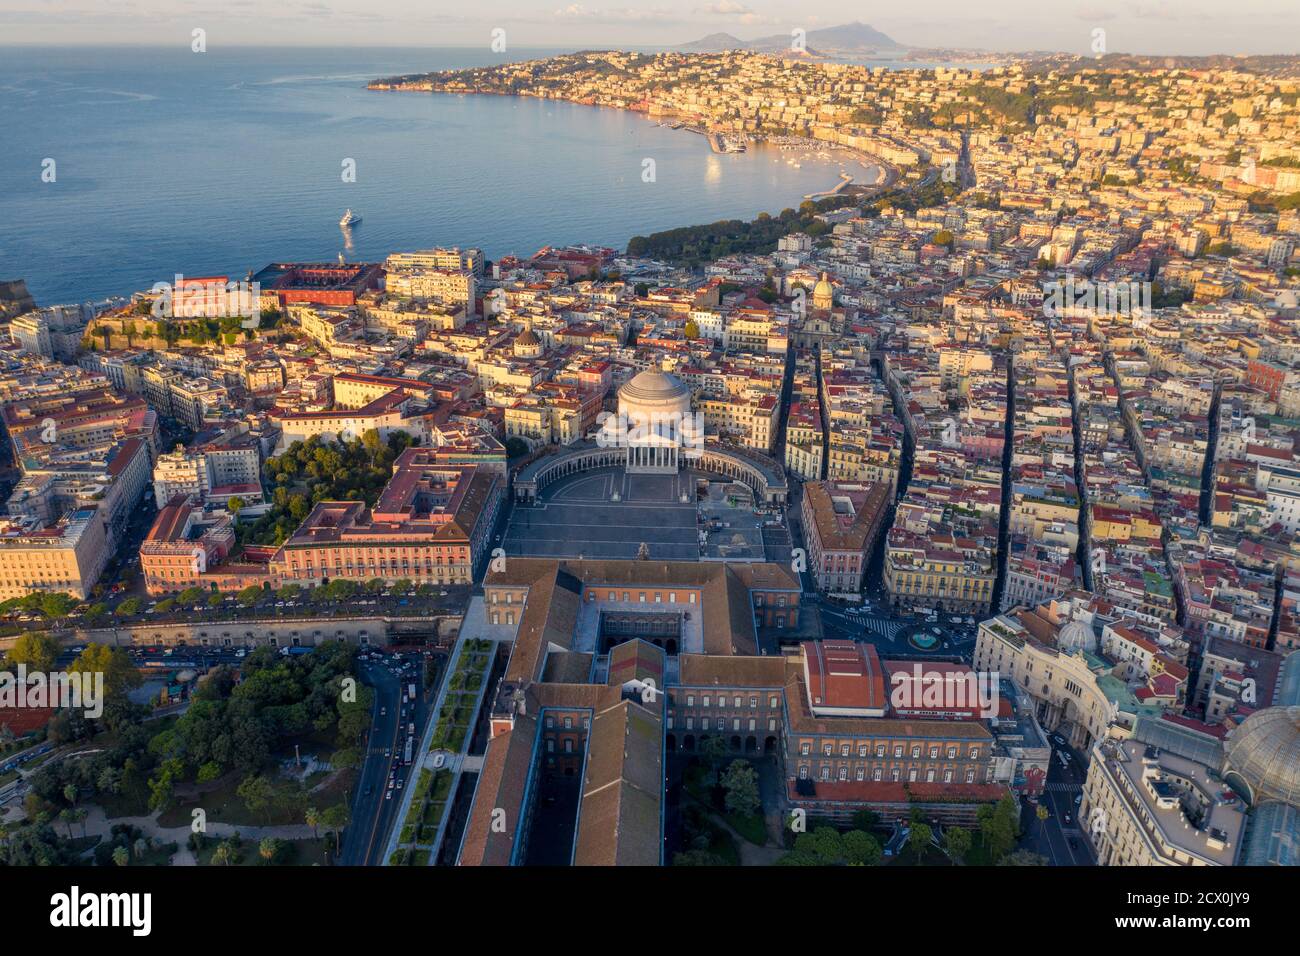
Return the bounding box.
[550,4,677,22]
[703,0,753,14]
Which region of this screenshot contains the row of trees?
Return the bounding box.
[625,196,857,265]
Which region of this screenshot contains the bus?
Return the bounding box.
[403,737,414,766]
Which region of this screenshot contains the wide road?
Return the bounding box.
[338,650,437,866]
[1020,735,1094,866]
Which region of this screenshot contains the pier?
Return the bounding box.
[804,173,854,200]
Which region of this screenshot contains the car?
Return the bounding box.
[397,779,403,790]
[365,785,373,796]
[380,707,386,717]
[1068,836,1079,851]
[1074,794,1082,805]
[1063,811,1072,826]
[432,752,446,769]
[385,790,392,800]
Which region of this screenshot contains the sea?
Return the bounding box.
[0,45,885,306]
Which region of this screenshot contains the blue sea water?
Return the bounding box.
[0,45,865,305]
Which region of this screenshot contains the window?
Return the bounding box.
[703,695,711,707]
[800,743,810,756]
[799,765,809,779]
[911,746,921,759]
[686,695,695,707]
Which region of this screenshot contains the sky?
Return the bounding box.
[0,0,1296,55]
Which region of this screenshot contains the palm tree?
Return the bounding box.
[259,837,280,864]
[112,846,129,867]
[305,806,321,838]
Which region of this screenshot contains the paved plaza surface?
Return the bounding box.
[502,466,772,562]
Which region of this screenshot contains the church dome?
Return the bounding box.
[813,274,834,299]
[1223,706,1300,807]
[618,369,691,415]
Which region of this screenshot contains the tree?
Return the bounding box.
[115,598,143,617]
[227,496,244,517]
[259,836,284,864]
[851,807,880,833]
[237,585,263,607]
[39,592,79,622]
[82,602,108,625]
[793,826,844,864]
[977,795,1021,862]
[362,429,384,466]
[71,643,142,701]
[683,319,700,339]
[909,822,933,860]
[177,587,206,606]
[720,760,760,818]
[305,806,321,838]
[1035,803,1050,823]
[112,845,130,867]
[943,826,972,864]
[842,829,882,866]
[4,633,59,672]
[698,736,729,786]
[237,774,278,824]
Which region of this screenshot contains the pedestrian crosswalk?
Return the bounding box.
[1043,782,1083,793]
[840,613,906,641]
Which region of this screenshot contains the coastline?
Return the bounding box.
[370,80,900,218]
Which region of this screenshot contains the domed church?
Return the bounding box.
[605,367,700,475]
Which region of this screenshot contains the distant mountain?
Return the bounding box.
[679,32,746,53]
[677,21,903,56]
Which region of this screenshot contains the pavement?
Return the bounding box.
[502,465,778,563]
